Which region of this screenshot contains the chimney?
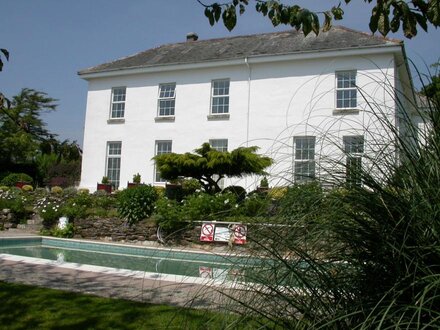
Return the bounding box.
[186,32,198,42]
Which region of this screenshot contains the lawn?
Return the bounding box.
[0,281,245,330]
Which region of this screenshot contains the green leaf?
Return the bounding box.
[331,6,344,20]
[414,13,428,31]
[369,7,380,33]
[1,49,9,61]
[323,11,332,32]
[311,12,320,35]
[427,0,440,26]
[222,6,237,32]
[378,12,390,36]
[213,4,221,22]
[204,7,215,26]
[239,4,245,15]
[301,10,312,36]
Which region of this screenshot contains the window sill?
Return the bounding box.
[155,116,175,122]
[107,118,125,124]
[207,114,230,121]
[332,109,360,115]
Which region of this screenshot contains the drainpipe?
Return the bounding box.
[244,57,251,189]
[245,57,251,147]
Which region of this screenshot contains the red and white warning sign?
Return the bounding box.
[200,223,215,242]
[199,266,213,278]
[233,224,247,245]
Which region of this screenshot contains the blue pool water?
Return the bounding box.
[0,237,259,281]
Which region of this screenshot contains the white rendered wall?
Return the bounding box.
[80,52,400,191]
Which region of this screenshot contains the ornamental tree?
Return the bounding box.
[153,142,273,193]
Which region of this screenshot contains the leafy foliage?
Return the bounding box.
[199,0,440,38]
[154,142,272,193]
[0,173,33,186]
[117,185,158,225]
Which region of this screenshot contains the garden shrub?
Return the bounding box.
[154,186,165,198]
[183,192,238,221]
[0,189,30,223]
[181,178,202,197]
[279,182,324,221]
[0,186,9,192]
[51,186,63,194]
[78,188,89,194]
[22,185,33,192]
[222,185,246,202]
[117,185,158,225]
[267,186,288,200]
[1,173,33,186]
[240,193,271,217]
[34,196,64,228]
[50,223,75,238]
[154,198,187,231]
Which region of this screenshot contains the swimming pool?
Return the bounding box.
[0,237,259,286]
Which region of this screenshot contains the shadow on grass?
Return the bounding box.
[0,281,241,330]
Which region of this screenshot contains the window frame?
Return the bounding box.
[210,79,230,115]
[343,135,364,186]
[209,139,228,152]
[105,141,122,189]
[293,136,316,183]
[335,71,357,110]
[157,83,176,117]
[154,140,172,183]
[110,87,126,119]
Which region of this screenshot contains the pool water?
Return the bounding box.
[0,237,258,282]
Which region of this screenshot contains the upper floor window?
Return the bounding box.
[110,87,126,119]
[343,135,364,186]
[154,140,172,183]
[209,139,228,152]
[106,141,122,188]
[294,136,316,183]
[158,83,176,117]
[336,71,357,109]
[211,79,230,114]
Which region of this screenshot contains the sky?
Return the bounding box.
[1,0,439,147]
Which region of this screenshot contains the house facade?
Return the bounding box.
[78,27,413,191]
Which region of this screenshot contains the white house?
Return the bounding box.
[78,26,414,191]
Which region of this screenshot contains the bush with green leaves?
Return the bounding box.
[1,173,33,186]
[154,198,187,231]
[117,185,158,225]
[50,223,75,238]
[222,185,246,202]
[0,188,30,223]
[34,195,64,228]
[240,192,272,217]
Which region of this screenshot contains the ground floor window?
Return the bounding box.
[343,135,364,186]
[209,139,228,189]
[155,140,172,183]
[106,141,122,188]
[294,136,316,183]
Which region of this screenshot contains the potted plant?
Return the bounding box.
[97,176,112,193]
[128,173,141,188]
[257,176,269,193]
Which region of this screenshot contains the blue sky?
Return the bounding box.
[1,0,439,146]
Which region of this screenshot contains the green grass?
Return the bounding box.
[0,281,243,330]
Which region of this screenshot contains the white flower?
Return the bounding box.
[235,204,239,208]
[224,199,229,204]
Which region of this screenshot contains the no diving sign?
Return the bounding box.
[200,223,214,242]
[233,224,247,245]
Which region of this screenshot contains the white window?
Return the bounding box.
[294,136,315,183]
[343,135,364,186]
[155,141,172,182]
[209,139,228,189]
[106,142,122,188]
[157,83,176,116]
[336,71,357,109]
[211,79,230,114]
[110,87,126,118]
[209,139,228,152]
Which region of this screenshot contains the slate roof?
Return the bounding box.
[78,26,401,75]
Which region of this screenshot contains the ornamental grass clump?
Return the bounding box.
[117,185,158,225]
[211,73,440,329]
